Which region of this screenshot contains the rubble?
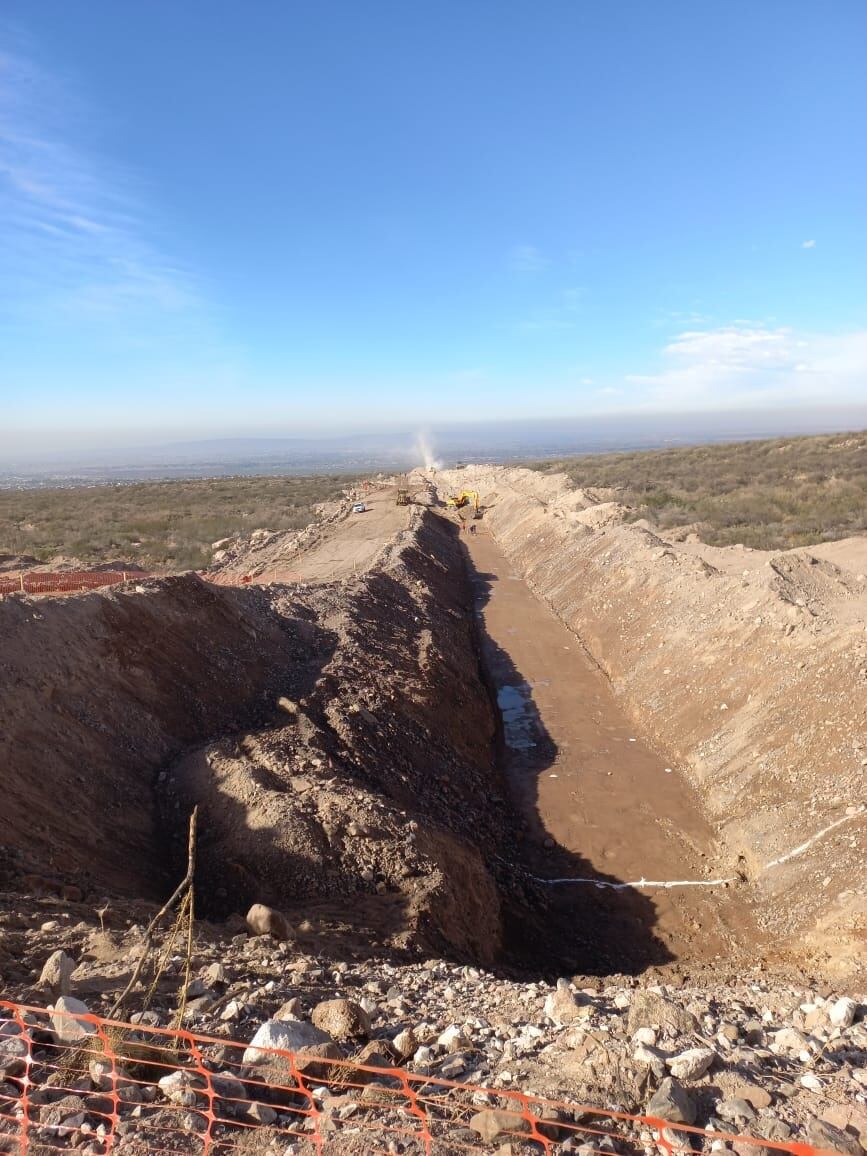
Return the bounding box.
[1,475,865,1152]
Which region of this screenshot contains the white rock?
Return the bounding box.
[633,1027,657,1046]
[39,950,76,1000]
[666,1047,715,1080]
[158,1069,201,1106]
[50,996,95,1046]
[543,978,585,1027]
[437,1024,468,1051]
[828,997,857,1029]
[243,1019,333,1064]
[770,1026,809,1053]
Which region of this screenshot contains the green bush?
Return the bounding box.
[531,432,866,550]
[0,474,356,571]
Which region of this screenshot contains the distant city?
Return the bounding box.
[3,405,865,490]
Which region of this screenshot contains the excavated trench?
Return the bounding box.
[460,526,759,977]
[0,502,769,978]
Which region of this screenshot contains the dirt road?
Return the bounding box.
[210,485,413,585]
[459,519,757,971]
[290,486,412,582]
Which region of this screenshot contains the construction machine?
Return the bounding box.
[396,473,411,506]
[446,490,482,519]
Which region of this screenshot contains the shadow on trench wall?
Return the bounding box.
[465,551,675,977]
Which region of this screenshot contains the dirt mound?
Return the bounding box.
[0,575,309,898]
[436,465,867,978]
[0,509,518,964]
[163,514,511,962]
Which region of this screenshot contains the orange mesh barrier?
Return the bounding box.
[0,569,308,597]
[0,571,147,596]
[0,568,309,596]
[0,1001,834,1155]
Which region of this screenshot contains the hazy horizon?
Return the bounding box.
[3,2,866,450]
[3,404,865,486]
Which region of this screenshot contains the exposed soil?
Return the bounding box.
[1,469,863,983]
[435,465,867,980]
[2,473,866,1154]
[463,527,758,974]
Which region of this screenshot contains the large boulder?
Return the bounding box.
[469,1109,530,1144]
[648,1077,696,1125]
[543,979,588,1027]
[627,991,698,1038]
[50,996,95,1047]
[243,1019,335,1065]
[311,999,371,1042]
[245,903,293,941]
[666,1047,715,1081]
[39,950,76,1001]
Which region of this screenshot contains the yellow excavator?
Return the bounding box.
[446,490,482,519]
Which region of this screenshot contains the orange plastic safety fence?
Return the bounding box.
[0,571,147,596]
[0,1001,835,1156]
[0,569,307,598]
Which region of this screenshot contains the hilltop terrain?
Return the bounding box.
[0,457,864,1153]
[530,431,866,550]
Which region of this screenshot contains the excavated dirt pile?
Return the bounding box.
[163,511,516,964]
[0,575,307,898]
[433,465,867,977]
[0,509,524,965]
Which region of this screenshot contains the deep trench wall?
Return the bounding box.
[0,577,312,897]
[436,466,867,971]
[166,510,510,964]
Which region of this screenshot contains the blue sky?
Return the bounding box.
[1,0,866,451]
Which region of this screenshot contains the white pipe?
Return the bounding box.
[535,806,865,890]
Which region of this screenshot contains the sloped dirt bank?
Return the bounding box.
[0,575,311,898]
[434,466,867,978]
[0,510,541,966]
[164,512,517,964]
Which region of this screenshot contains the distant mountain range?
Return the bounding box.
[3,405,865,488]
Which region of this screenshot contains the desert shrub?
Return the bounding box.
[0,474,356,571]
[532,432,866,550]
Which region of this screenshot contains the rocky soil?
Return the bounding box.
[433,466,866,979]
[1,904,865,1153]
[2,473,866,1153]
[0,504,536,966]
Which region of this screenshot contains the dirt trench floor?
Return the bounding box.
[459,522,760,974]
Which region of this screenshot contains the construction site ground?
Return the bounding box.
[1,470,865,1154]
[462,526,756,973]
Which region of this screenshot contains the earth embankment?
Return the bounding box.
[0,507,515,963]
[434,465,866,976]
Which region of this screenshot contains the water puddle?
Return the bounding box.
[496,683,537,751]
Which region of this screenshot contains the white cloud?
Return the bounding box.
[624,323,867,409]
[0,45,201,322]
[508,244,548,273]
[518,286,586,333]
[802,239,816,249]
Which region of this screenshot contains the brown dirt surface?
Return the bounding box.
[209,482,412,584]
[463,527,758,974]
[0,498,530,968]
[434,465,866,980]
[2,471,866,1155]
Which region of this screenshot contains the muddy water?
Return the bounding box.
[462,525,756,970]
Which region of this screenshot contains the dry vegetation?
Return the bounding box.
[531,431,867,549]
[0,474,356,571]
